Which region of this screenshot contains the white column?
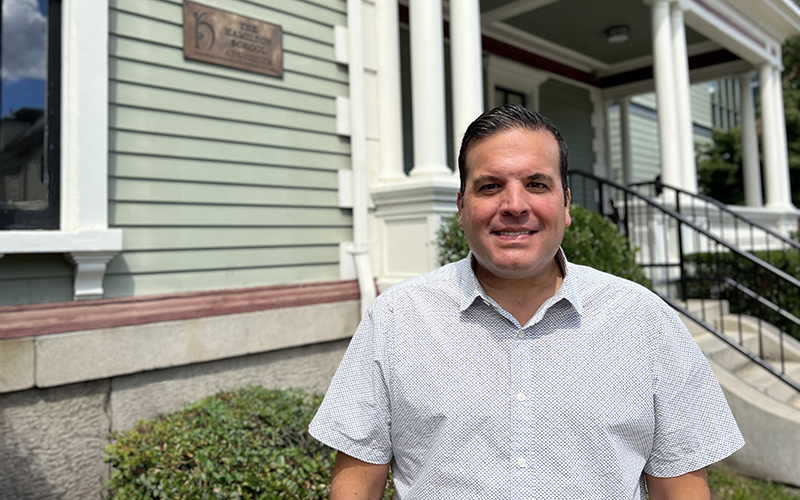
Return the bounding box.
[649,0,682,188]
[772,64,794,208]
[739,72,762,207]
[376,0,406,181]
[670,2,697,193]
[760,64,793,209]
[620,97,634,185]
[450,0,484,175]
[409,0,451,176]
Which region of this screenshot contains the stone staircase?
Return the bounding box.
[677,299,800,486]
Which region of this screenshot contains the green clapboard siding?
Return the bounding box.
[0,255,74,306]
[538,79,594,174]
[103,0,352,299]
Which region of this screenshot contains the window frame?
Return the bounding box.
[0,0,61,229]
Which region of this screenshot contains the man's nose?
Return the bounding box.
[501,185,528,215]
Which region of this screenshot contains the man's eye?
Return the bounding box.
[528,182,547,189]
[480,183,500,190]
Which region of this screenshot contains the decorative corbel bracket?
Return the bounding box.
[65,251,118,300]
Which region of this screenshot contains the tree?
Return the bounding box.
[696,36,800,207]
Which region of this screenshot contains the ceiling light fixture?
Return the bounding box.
[606,25,630,43]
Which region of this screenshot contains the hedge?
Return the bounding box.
[436,204,650,287]
[105,387,394,500]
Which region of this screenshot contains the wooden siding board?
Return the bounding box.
[109,82,336,134]
[538,79,594,175]
[0,277,73,306]
[109,55,342,112]
[109,12,347,84]
[110,1,342,45]
[109,202,352,228]
[109,154,337,189]
[110,106,349,154]
[109,131,350,170]
[103,264,341,298]
[106,245,340,274]
[0,255,73,280]
[120,227,353,251]
[155,0,347,27]
[109,178,339,207]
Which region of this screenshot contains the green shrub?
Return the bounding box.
[436,204,650,287]
[105,387,393,500]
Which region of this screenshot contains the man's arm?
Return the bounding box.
[330,451,390,500]
[645,468,710,500]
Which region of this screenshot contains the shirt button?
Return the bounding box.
[517,458,527,468]
[516,393,526,402]
[517,330,525,339]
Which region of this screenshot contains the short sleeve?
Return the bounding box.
[308,303,393,465]
[644,306,745,477]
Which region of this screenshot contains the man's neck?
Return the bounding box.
[475,258,564,326]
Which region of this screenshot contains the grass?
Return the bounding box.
[708,466,800,499]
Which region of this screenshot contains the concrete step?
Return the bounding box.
[716,315,800,362]
[677,299,730,338]
[734,361,800,405]
[693,331,759,373]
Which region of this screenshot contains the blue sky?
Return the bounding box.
[2,0,48,118]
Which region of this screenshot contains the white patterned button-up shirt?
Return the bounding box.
[309,251,744,499]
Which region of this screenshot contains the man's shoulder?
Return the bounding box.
[567,262,668,313]
[371,259,464,309]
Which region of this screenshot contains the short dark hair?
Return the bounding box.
[457,104,569,205]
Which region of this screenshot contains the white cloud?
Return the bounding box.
[2,0,46,83]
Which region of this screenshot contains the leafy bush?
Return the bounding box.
[684,248,800,341]
[105,387,393,500]
[436,204,650,287]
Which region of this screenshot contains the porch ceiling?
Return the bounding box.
[480,0,709,72]
[499,0,707,65]
[476,0,800,82]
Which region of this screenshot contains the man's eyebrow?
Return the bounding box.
[527,173,554,183]
[472,175,501,184]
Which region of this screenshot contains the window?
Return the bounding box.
[494,86,527,108]
[0,0,60,229]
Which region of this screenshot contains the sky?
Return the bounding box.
[2,0,47,118]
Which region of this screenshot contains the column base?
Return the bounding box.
[409,164,453,176]
[371,175,460,290]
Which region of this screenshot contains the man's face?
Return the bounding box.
[457,128,571,283]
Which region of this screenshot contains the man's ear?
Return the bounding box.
[457,191,464,228]
[564,188,572,228]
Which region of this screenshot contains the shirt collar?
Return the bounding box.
[457,248,584,316]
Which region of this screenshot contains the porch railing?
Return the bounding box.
[568,171,800,394]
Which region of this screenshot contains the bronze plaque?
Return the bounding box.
[183,1,283,77]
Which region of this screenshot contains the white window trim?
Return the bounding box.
[485,54,550,110]
[0,0,122,301]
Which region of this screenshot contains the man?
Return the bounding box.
[309,105,744,499]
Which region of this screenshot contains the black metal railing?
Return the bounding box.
[569,171,800,395]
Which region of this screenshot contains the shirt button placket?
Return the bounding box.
[511,326,530,495]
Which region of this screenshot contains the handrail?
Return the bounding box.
[571,172,800,290]
[568,170,800,395]
[660,295,800,393]
[628,180,800,251]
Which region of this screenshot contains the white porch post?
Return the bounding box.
[450,0,484,176]
[409,0,451,176]
[376,0,406,181]
[670,2,697,193]
[649,0,682,188]
[760,63,794,209]
[620,97,634,185]
[739,72,762,207]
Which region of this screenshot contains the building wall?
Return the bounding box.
[608,83,716,185]
[0,0,354,306]
[0,337,350,500]
[106,0,352,298]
